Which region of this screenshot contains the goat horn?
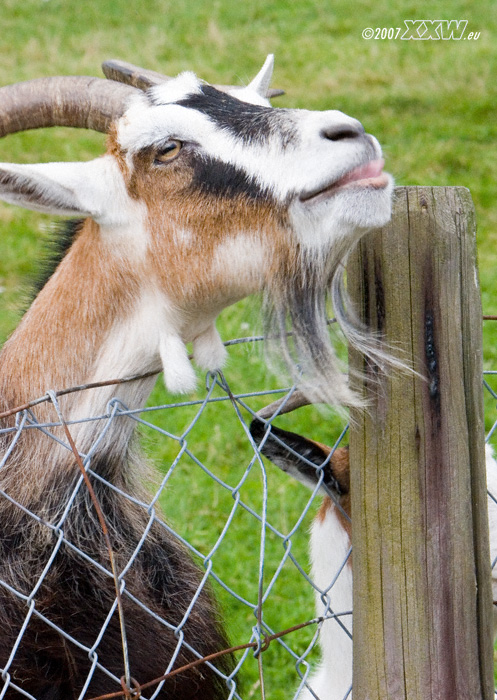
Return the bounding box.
[256,390,313,421]
[0,76,139,137]
[102,59,171,91]
[247,54,275,98]
[102,59,285,99]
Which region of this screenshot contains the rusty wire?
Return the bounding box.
[88,615,340,700]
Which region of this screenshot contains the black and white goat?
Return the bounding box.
[0,57,393,699]
[250,416,497,700]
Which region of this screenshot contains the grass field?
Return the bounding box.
[0,0,496,696]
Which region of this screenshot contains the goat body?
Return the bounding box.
[0,58,394,699]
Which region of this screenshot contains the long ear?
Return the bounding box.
[0,156,123,224]
[247,55,275,98]
[249,418,347,495]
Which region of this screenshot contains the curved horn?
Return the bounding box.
[0,76,139,137]
[256,390,313,421]
[102,59,171,90]
[103,58,285,99]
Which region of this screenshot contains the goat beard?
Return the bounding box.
[263,241,391,408]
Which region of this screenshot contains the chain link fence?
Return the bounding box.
[0,331,496,700]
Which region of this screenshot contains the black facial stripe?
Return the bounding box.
[177,84,297,146]
[188,155,273,202]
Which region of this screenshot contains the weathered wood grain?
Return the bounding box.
[348,186,493,700]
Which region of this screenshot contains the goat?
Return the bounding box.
[250,416,497,700]
[0,57,393,699]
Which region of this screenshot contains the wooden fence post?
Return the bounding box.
[347,186,494,699]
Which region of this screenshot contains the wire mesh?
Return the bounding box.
[0,334,496,699]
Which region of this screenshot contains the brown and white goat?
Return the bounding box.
[250,417,497,700]
[0,57,393,699]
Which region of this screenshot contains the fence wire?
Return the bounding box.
[0,333,496,700]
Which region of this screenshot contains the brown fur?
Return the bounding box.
[0,218,143,410]
[121,137,290,317]
[316,447,351,541]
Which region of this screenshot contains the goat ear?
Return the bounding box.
[249,418,334,493]
[0,157,121,223]
[247,54,275,98]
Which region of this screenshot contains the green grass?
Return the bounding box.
[0,0,496,695]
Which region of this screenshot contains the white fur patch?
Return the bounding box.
[210,234,267,299]
[160,331,197,394]
[486,443,497,640]
[149,72,203,105]
[66,291,164,450]
[64,285,231,457]
[171,225,194,247]
[192,324,227,371]
[302,505,353,700]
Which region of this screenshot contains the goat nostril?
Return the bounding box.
[322,124,365,141]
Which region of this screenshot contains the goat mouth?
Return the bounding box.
[300,159,389,203]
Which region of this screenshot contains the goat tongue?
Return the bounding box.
[337,158,385,186]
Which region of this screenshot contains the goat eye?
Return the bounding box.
[155,140,182,163]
